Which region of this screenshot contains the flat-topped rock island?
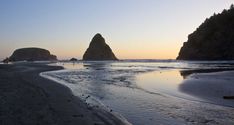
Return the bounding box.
[9,47,57,62]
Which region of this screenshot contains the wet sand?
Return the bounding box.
[179,70,234,107]
[41,62,234,125]
[0,63,130,125]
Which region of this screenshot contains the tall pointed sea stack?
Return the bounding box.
[83,33,118,60]
[177,5,234,60]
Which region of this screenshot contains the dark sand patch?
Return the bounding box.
[0,63,130,125]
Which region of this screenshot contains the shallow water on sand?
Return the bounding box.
[43,60,234,125]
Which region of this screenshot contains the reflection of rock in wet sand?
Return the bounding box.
[179,68,234,79]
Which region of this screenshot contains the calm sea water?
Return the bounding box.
[42,60,234,125]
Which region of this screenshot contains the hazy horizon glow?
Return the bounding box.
[0,0,233,60]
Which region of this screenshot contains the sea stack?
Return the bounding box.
[177,5,234,60]
[83,33,118,61]
[9,47,57,61]
[70,58,78,61]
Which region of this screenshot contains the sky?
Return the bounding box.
[0,0,233,60]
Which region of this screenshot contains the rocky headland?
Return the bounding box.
[177,5,234,60]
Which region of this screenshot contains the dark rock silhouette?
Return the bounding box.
[9,47,57,61]
[177,5,234,60]
[2,57,10,64]
[70,58,78,61]
[83,33,118,60]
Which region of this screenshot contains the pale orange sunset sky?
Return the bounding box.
[0,0,233,60]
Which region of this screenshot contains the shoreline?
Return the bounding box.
[179,70,234,108]
[41,62,234,125]
[0,63,131,125]
[2,61,234,125]
[135,67,234,108]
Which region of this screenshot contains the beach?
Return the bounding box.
[180,70,234,107]
[1,1,234,125]
[41,61,234,125]
[1,61,234,125]
[0,63,130,125]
